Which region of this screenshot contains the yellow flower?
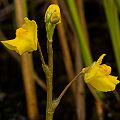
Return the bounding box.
[1,17,38,55]
[83,54,119,92]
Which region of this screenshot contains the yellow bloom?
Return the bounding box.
[83,54,119,92]
[1,17,38,55]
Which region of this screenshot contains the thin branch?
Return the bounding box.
[38,42,45,65]
[57,71,83,101]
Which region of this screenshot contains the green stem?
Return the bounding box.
[43,42,83,119]
[48,41,53,77]
[42,40,53,120]
[44,40,83,120]
[43,4,65,120]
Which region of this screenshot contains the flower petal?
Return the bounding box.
[84,62,99,82]
[85,69,119,92]
[96,54,106,65]
[1,39,17,51]
[107,75,119,85]
[87,75,119,92]
[99,64,111,75]
[21,17,38,50]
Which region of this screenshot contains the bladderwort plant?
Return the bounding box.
[1,4,119,120]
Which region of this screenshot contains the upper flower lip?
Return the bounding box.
[22,17,38,50]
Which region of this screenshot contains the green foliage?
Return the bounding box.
[66,0,93,67]
[103,0,120,76]
[115,0,120,12]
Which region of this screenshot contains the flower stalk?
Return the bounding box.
[44,4,61,120]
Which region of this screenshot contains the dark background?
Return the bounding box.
[0,0,120,120]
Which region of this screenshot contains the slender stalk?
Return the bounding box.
[38,42,45,65]
[57,71,83,101]
[40,40,53,120]
[48,41,53,77]
[45,40,53,120]
[38,35,53,120]
[44,4,61,120]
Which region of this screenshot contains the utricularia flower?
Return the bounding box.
[1,17,38,55]
[83,54,119,92]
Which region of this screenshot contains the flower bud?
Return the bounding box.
[45,4,61,24]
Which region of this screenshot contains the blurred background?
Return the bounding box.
[0,0,120,120]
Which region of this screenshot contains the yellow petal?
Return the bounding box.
[86,70,119,92]
[107,75,119,85]
[99,64,111,75]
[1,39,17,51]
[96,54,106,64]
[87,76,117,92]
[1,17,38,55]
[84,62,99,82]
[22,17,38,50]
[84,54,106,81]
